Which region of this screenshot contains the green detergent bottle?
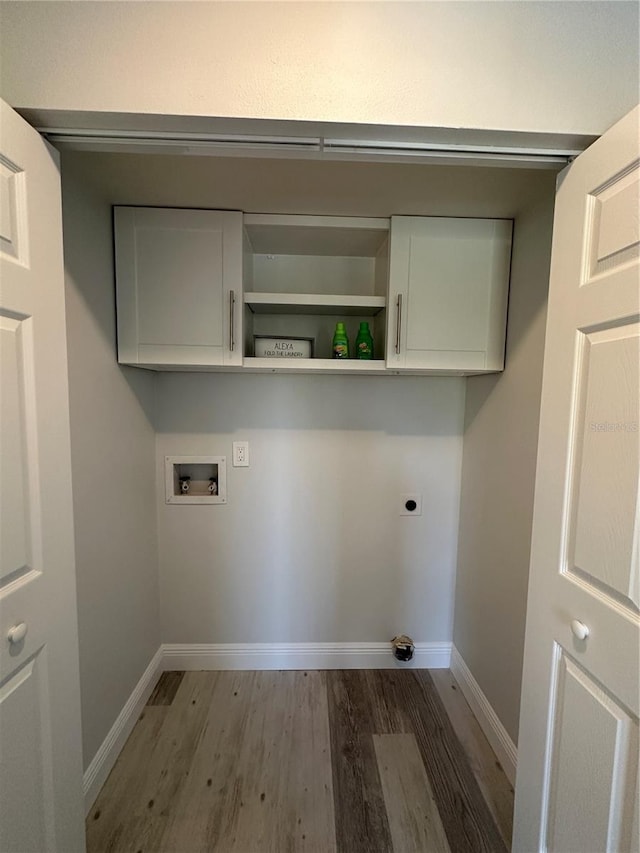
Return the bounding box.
[355,321,374,359]
[332,322,350,359]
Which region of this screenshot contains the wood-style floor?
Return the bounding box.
[87,669,513,853]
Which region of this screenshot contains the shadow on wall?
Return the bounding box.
[452,186,555,742]
[464,189,554,431]
[61,152,157,425]
[153,372,462,437]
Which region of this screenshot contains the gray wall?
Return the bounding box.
[155,373,465,645]
[61,157,160,769]
[1,2,638,135]
[453,184,556,745]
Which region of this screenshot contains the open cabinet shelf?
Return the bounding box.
[243,214,390,362]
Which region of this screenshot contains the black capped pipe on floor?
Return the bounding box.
[391,634,415,662]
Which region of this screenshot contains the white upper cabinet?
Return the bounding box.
[114,207,243,368]
[386,216,513,373]
[114,208,512,374]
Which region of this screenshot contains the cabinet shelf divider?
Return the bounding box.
[244,292,386,316]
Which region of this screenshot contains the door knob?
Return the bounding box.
[7,622,28,644]
[570,619,589,641]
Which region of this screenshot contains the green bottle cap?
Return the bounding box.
[359,322,370,331]
[335,322,346,331]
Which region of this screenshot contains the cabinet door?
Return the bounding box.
[115,207,243,367]
[386,216,512,372]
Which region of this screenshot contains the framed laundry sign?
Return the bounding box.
[254,336,314,358]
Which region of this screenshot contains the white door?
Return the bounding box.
[0,99,85,851]
[514,105,639,852]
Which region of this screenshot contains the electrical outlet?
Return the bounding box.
[400,494,422,516]
[233,441,249,467]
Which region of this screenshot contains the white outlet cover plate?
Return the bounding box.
[233,441,250,467]
[400,494,422,516]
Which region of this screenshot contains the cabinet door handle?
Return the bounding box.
[395,293,403,354]
[229,290,235,352]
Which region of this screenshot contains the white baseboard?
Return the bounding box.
[450,645,517,785]
[162,641,452,671]
[83,646,163,815]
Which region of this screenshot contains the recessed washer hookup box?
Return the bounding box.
[164,455,227,504]
[254,336,314,358]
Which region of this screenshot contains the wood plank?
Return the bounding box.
[86,705,168,851]
[374,734,450,853]
[162,670,336,852]
[223,671,335,852]
[431,668,514,849]
[88,671,219,853]
[326,670,393,853]
[146,670,184,706]
[157,670,256,852]
[129,671,220,852]
[363,669,413,735]
[281,671,336,853]
[401,671,509,853]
